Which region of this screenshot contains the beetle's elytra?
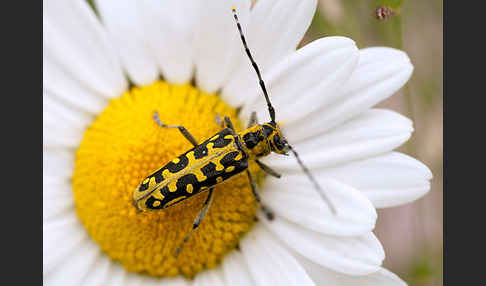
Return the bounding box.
[133,128,248,211]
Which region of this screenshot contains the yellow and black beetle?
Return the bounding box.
[133,8,336,256]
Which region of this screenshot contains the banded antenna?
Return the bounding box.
[231,7,275,123]
[288,145,337,214]
[231,8,337,215]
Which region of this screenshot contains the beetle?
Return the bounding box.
[133,8,336,256]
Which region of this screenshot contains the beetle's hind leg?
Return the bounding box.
[224,116,236,133]
[246,170,274,220]
[247,111,258,128]
[153,111,198,147]
[174,188,215,257]
[215,115,236,133]
[215,114,224,128]
[255,160,281,178]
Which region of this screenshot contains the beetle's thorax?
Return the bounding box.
[238,124,271,160]
[238,121,288,160]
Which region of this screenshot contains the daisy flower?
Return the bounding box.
[43,0,432,285]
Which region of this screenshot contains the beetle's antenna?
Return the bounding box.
[232,7,276,123]
[287,144,337,214]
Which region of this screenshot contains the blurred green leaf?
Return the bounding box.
[406,251,443,286]
[376,0,403,9]
[308,9,338,36]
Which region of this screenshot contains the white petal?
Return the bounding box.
[297,256,407,286]
[137,0,198,84]
[262,175,376,236]
[222,0,317,106]
[43,176,74,223]
[240,225,315,286]
[125,270,182,286]
[43,92,93,129]
[269,109,413,171]
[222,251,255,286]
[124,272,144,286]
[262,219,384,276]
[318,152,432,208]
[94,0,159,86]
[106,263,127,286]
[285,47,413,141]
[141,276,187,286]
[43,93,92,148]
[80,255,111,286]
[43,213,87,275]
[44,240,99,286]
[43,115,80,148]
[44,0,127,99]
[240,37,359,123]
[43,148,74,182]
[192,266,225,286]
[44,57,108,115]
[193,0,251,93]
[359,47,410,66]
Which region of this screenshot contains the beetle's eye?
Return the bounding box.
[273,134,285,150]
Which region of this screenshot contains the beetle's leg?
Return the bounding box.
[246,170,274,220]
[255,160,281,178]
[153,111,198,147]
[215,115,236,134]
[215,114,224,128]
[174,188,215,257]
[247,111,258,128]
[224,116,236,133]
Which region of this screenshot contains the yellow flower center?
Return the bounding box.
[73,81,262,278]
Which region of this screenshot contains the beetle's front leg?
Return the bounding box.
[255,160,281,178]
[153,111,198,147]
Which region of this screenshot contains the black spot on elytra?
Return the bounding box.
[211,129,233,148]
[138,173,156,192]
[155,185,192,209]
[166,155,189,173]
[220,151,248,176]
[159,185,170,197]
[138,167,165,192]
[220,151,241,165]
[153,170,164,183]
[145,196,163,210]
[176,174,199,194]
[193,144,209,159]
[138,183,149,192]
[201,162,218,178]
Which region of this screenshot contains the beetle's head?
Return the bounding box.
[262,121,290,155]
